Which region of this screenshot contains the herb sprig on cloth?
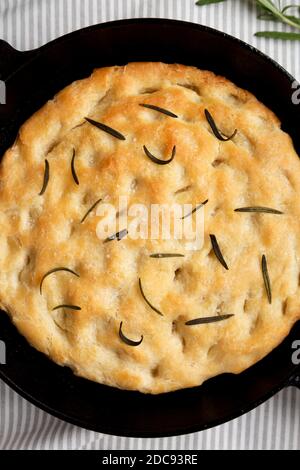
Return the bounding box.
[196,1,300,40]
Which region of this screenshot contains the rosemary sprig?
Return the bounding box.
[139,104,178,118]
[209,234,229,270]
[256,0,300,31]
[52,304,81,311]
[150,253,185,258]
[196,0,226,4]
[104,229,128,243]
[39,159,50,196]
[40,267,80,294]
[196,1,300,40]
[85,117,126,140]
[80,197,102,224]
[119,321,143,346]
[71,148,79,185]
[181,199,208,219]
[143,145,176,165]
[185,314,234,325]
[205,109,237,141]
[139,278,164,316]
[262,254,272,304]
[234,206,283,214]
[174,185,192,195]
[255,31,300,39]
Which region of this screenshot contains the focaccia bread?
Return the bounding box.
[0,62,300,393]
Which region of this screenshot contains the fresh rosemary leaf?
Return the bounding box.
[143,145,176,165]
[185,314,234,325]
[181,199,208,219]
[119,321,143,347]
[85,117,126,140]
[139,104,178,118]
[174,185,192,195]
[40,267,80,295]
[255,31,300,40]
[205,109,237,141]
[262,254,272,304]
[71,148,79,185]
[39,159,50,196]
[210,234,229,270]
[52,304,81,311]
[196,0,226,5]
[104,229,128,243]
[234,206,283,214]
[150,253,185,258]
[80,197,102,223]
[139,278,163,316]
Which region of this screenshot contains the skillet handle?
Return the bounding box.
[0,39,37,80]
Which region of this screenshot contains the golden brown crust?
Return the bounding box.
[0,62,300,393]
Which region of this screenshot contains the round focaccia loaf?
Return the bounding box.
[0,62,300,394]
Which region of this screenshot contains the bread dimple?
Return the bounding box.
[0,62,300,393]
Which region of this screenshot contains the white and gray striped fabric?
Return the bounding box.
[0,0,299,450]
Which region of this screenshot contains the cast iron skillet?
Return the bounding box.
[0,19,299,438]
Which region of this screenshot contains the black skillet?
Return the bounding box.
[0,19,299,438]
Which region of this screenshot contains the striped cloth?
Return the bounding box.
[0,0,299,450]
